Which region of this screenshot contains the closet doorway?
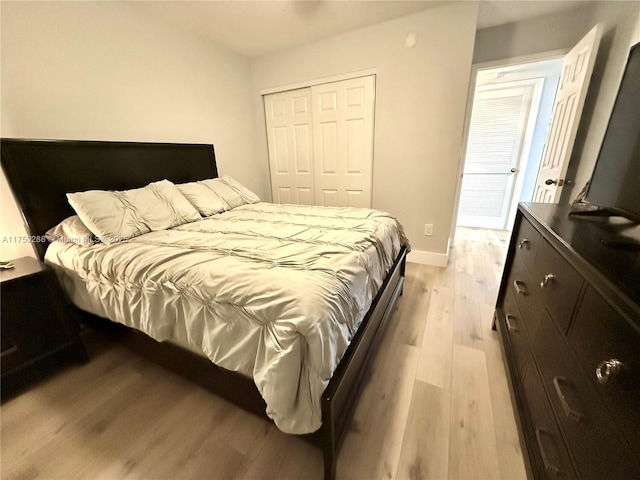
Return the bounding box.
[264,75,375,208]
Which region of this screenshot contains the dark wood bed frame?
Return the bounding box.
[0,138,407,480]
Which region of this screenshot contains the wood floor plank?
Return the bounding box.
[434,260,455,289]
[210,401,274,461]
[485,230,509,284]
[94,388,232,479]
[472,253,499,306]
[1,349,150,472]
[396,380,451,480]
[416,285,454,390]
[241,427,322,480]
[148,417,250,480]
[338,342,420,480]
[136,396,247,480]
[454,238,474,276]
[468,228,488,256]
[452,272,484,349]
[2,367,165,480]
[393,265,437,348]
[449,344,501,480]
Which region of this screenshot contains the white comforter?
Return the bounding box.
[45,202,408,434]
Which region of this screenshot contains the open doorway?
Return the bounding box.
[456,57,563,230]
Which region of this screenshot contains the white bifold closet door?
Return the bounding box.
[264,88,315,205]
[264,75,375,208]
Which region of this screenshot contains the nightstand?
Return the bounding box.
[1,256,88,399]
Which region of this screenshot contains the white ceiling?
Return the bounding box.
[131,0,592,58]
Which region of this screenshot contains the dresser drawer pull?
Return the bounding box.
[552,376,584,422]
[1,345,18,358]
[505,314,517,331]
[513,280,527,295]
[518,238,529,249]
[535,427,566,477]
[540,273,555,288]
[596,359,626,385]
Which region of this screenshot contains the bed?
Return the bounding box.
[0,138,408,480]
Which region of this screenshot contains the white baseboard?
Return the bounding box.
[407,248,449,267]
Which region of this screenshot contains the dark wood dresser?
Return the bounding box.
[1,256,88,399]
[494,203,640,480]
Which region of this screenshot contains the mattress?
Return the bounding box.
[45,202,409,434]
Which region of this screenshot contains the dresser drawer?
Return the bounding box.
[1,258,87,398]
[501,289,531,382]
[1,275,68,368]
[507,257,544,343]
[1,332,23,375]
[568,286,640,457]
[534,311,640,479]
[533,240,583,333]
[513,216,541,275]
[522,363,576,480]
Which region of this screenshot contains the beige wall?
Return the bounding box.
[0,1,260,259]
[251,3,479,260]
[473,4,596,64]
[474,1,640,205]
[563,1,640,202]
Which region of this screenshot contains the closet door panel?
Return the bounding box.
[320,122,339,175]
[293,125,312,174]
[273,127,289,174]
[312,75,375,208]
[265,88,314,205]
[322,190,339,207]
[277,187,292,204]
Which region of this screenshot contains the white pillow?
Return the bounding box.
[67,180,201,244]
[220,175,260,204]
[45,215,96,246]
[177,176,260,216]
[199,178,245,209]
[176,182,229,216]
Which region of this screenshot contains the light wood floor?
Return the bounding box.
[0,227,526,480]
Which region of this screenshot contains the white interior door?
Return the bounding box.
[311,75,375,208]
[264,88,314,205]
[458,79,542,229]
[534,24,602,203]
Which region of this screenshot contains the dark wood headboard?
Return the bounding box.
[1,139,218,259]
